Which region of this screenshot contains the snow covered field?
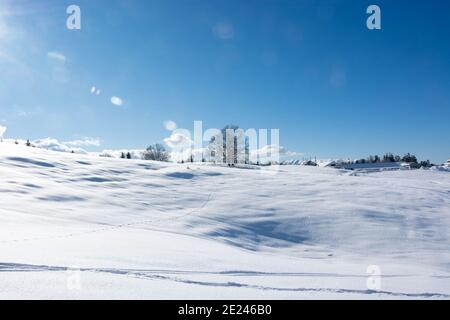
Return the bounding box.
[0,143,449,299]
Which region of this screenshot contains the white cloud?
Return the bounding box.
[0,125,6,138]
[250,145,303,164]
[47,51,66,63]
[164,120,177,131]
[163,131,198,162]
[111,96,123,106]
[213,22,234,40]
[251,144,281,159]
[63,137,100,147]
[91,86,96,93]
[164,132,193,149]
[1,135,97,154]
[31,138,88,154]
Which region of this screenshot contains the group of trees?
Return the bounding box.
[117,144,170,162]
[120,152,132,159]
[142,144,169,162]
[353,153,433,168]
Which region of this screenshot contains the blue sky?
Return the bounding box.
[0,0,449,163]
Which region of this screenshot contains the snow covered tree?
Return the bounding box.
[126,152,132,159]
[143,144,169,162]
[208,125,249,165]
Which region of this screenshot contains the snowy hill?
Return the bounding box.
[445,159,450,168]
[1,143,450,299]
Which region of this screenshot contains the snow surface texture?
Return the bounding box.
[0,143,449,299]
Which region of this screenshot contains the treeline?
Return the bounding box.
[354,153,433,168]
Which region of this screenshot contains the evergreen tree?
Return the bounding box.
[383,153,395,163]
[419,160,431,168]
[402,153,418,163]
